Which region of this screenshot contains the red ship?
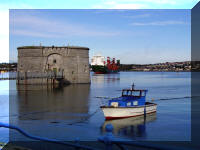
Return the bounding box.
[91,57,120,74]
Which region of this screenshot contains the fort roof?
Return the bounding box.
[17,46,89,50]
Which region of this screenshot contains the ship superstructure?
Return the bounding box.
[91,54,120,74]
[91,54,105,66]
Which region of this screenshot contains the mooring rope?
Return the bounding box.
[156,96,191,101]
[95,95,192,101]
[66,107,101,125]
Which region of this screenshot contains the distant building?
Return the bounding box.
[17,45,90,84]
[143,68,150,71]
[91,54,105,66]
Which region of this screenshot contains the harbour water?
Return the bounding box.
[0,72,191,142]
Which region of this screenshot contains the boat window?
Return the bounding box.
[133,91,140,96]
[133,101,138,106]
[111,102,118,107]
[122,90,132,96]
[122,90,146,97]
[126,91,130,95]
[127,102,131,106]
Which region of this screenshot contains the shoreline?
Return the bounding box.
[91,70,191,73]
[0,70,192,73]
[119,70,191,72]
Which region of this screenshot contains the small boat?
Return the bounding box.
[100,83,157,120]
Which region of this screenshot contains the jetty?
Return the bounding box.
[0,71,65,85]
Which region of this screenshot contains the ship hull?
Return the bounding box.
[101,102,157,120]
[91,65,107,74]
[91,65,119,74]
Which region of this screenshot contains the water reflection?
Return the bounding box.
[92,73,120,84]
[101,113,156,139]
[10,84,90,121]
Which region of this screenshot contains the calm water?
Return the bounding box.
[0,72,191,142]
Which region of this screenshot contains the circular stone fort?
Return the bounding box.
[17,45,90,84]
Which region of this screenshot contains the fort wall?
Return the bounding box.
[17,46,90,84]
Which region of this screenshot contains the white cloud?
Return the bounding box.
[110,3,147,9]
[92,0,198,9]
[10,14,120,37]
[124,14,151,19]
[130,20,189,26]
[129,0,177,5]
[11,29,59,38]
[93,1,147,9]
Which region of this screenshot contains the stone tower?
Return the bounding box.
[17,45,90,84]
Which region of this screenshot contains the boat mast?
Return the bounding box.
[131,83,135,90]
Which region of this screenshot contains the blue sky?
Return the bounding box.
[0,0,198,63]
[10,9,191,64]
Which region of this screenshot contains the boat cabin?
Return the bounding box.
[108,88,148,107]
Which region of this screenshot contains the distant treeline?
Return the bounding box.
[119,62,191,72]
[119,64,147,71]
